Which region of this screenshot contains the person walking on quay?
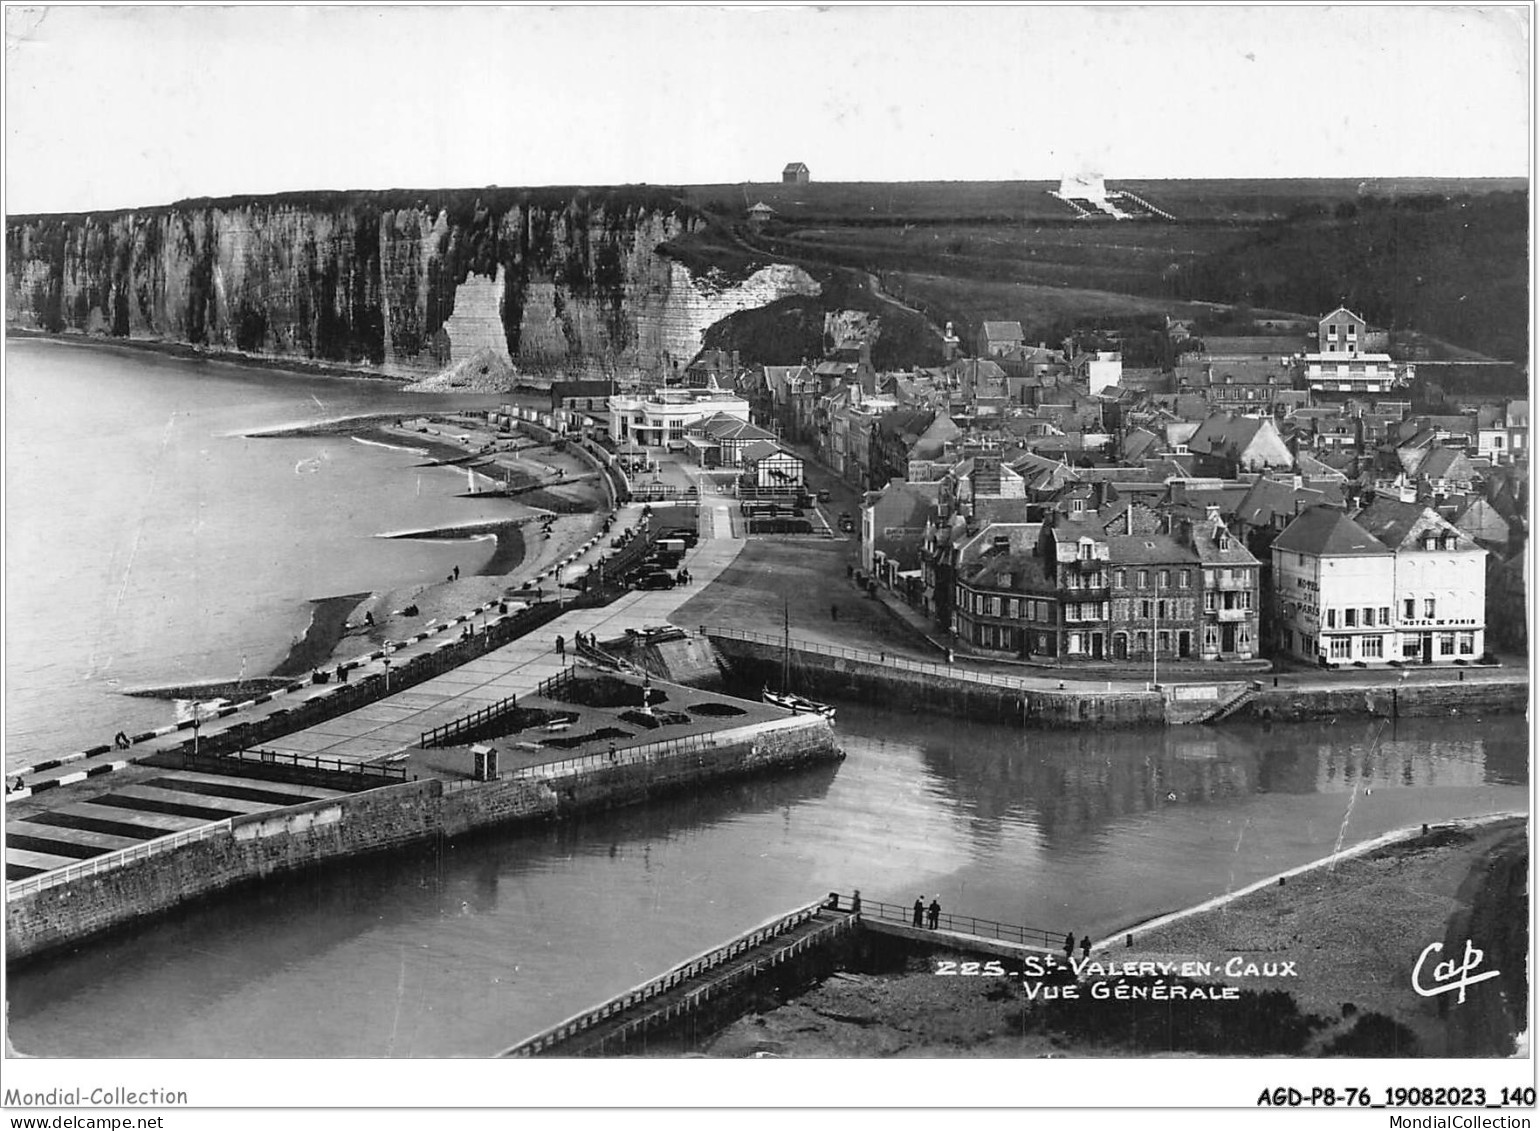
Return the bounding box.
[1063,932,1075,959]
[913,897,925,928]
[555,634,565,660]
[927,897,941,929]
[851,890,862,915]
[1080,935,1092,959]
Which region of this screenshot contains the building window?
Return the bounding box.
[990,597,1002,617]
[1425,598,1436,619]
[1362,607,1374,625]
[1137,570,1148,589]
[1140,600,1152,619]
[1330,637,1352,659]
[1459,632,1475,655]
[1179,570,1190,589]
[1136,631,1149,653]
[1158,600,1169,619]
[1403,637,1422,659]
[1067,633,1083,655]
[1379,607,1391,626]
[1157,631,1170,653]
[1345,608,1357,627]
[1160,570,1171,588]
[1440,633,1456,656]
[1115,569,1126,589]
[1204,591,1216,611]
[1404,598,1415,620]
[1007,599,1019,619]
[1326,609,1337,628]
[1204,625,1219,651]
[1362,636,1383,659]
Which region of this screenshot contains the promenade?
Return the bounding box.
[3,486,746,879]
[254,498,743,764]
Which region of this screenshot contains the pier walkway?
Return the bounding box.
[501,900,858,1057]
[497,893,1065,1056]
[3,489,747,883]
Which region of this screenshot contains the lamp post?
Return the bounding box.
[383,657,392,692]
[1152,574,1160,690]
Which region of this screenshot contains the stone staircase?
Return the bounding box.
[1195,683,1262,724]
[1161,681,1258,725]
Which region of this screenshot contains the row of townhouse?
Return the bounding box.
[860,425,1495,668]
[949,504,1262,664]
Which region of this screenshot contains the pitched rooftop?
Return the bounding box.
[1272,506,1391,557]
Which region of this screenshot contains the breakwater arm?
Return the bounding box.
[5,713,839,964]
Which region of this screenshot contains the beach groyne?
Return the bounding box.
[5,713,839,964]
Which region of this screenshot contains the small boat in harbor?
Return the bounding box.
[762,604,835,719]
[762,687,837,719]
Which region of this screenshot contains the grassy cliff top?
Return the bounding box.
[11,176,1526,225]
[7,184,698,224]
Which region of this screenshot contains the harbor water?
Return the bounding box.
[6,703,1525,1057]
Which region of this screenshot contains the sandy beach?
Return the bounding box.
[261,411,612,672]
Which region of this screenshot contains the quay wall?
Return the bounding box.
[1245,676,1528,723]
[6,715,838,964]
[711,635,1528,728]
[710,636,1165,729]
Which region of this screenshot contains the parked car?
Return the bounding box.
[646,552,683,570]
[632,571,676,591]
[838,512,854,533]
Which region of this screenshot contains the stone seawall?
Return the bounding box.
[710,635,1528,729]
[1247,677,1527,723]
[709,637,1165,729]
[5,715,838,964]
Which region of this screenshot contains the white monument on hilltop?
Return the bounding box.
[1058,172,1107,202]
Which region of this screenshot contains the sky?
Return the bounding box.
[2,4,1533,214]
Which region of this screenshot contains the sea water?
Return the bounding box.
[3,338,517,769]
